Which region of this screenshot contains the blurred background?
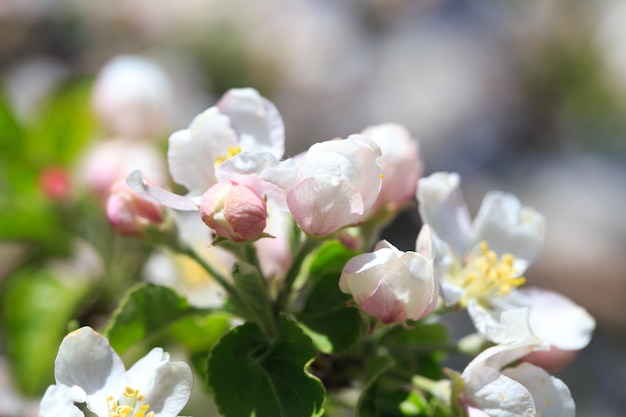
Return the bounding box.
[1,0,625,416]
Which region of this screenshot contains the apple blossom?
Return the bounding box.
[168,88,284,196]
[39,327,192,417]
[417,172,545,306]
[339,225,439,324]
[461,339,575,417]
[361,123,423,212]
[200,181,267,242]
[91,55,173,138]
[287,135,382,236]
[106,177,166,238]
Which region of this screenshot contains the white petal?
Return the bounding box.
[502,363,575,417]
[339,247,397,298]
[472,192,545,265]
[217,88,285,159]
[215,152,298,210]
[126,170,199,211]
[465,366,536,417]
[467,301,538,345]
[167,107,238,195]
[417,172,473,259]
[516,287,595,350]
[39,385,87,417]
[124,349,193,417]
[54,327,125,398]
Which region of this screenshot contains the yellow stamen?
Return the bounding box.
[214,146,242,167]
[456,241,525,306]
[107,386,153,417]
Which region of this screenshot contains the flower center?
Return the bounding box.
[215,146,242,167]
[458,241,525,306]
[107,386,154,417]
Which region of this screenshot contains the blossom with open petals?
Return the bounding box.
[339,226,438,324]
[461,338,575,417]
[168,88,284,196]
[287,135,382,236]
[39,327,192,417]
[417,172,545,306]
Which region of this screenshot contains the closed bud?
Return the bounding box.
[106,177,165,237]
[200,181,267,242]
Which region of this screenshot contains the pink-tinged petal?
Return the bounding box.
[502,363,575,417]
[516,287,595,350]
[287,176,364,236]
[472,192,545,266]
[53,327,125,416]
[522,347,579,373]
[126,170,199,211]
[362,123,423,211]
[167,107,238,195]
[339,246,398,301]
[417,172,473,259]
[217,88,285,159]
[415,224,435,260]
[39,385,87,417]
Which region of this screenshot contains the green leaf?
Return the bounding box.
[296,241,362,353]
[102,283,205,354]
[380,321,449,379]
[0,269,91,395]
[356,354,395,417]
[208,315,325,417]
[230,261,278,339]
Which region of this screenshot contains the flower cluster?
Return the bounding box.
[41,87,595,417]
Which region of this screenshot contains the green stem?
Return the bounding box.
[276,235,321,311]
[179,244,238,301]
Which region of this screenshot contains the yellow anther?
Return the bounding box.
[215,146,242,167]
[107,387,152,417]
[456,241,525,306]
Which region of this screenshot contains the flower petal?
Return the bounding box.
[287,176,363,236]
[417,172,473,259]
[472,191,545,266]
[123,348,193,417]
[167,107,238,195]
[217,88,285,159]
[126,170,199,211]
[502,363,575,417]
[39,384,87,417]
[53,327,125,414]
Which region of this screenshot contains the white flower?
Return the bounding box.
[339,226,439,324]
[461,338,575,417]
[417,172,545,306]
[168,88,285,196]
[39,327,192,417]
[91,55,174,138]
[286,135,382,236]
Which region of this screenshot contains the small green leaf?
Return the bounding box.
[102,283,205,354]
[208,315,325,417]
[296,241,362,353]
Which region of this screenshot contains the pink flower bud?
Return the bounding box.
[106,178,165,237]
[200,181,267,242]
[39,167,72,201]
[339,227,439,324]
